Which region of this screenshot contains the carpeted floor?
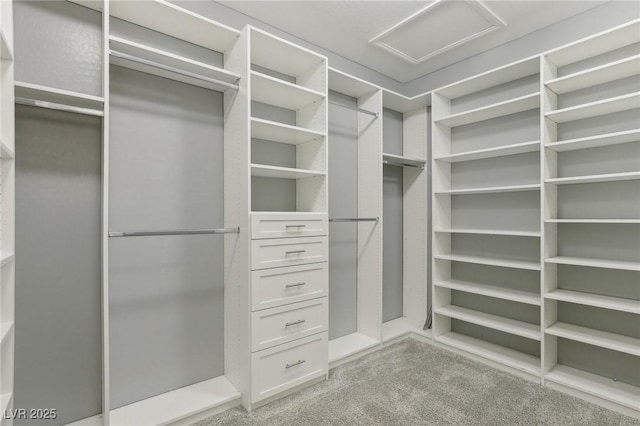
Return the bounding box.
[193,339,638,426]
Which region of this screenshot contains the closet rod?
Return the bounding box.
[108,227,240,238]
[329,217,379,222]
[15,97,104,117]
[109,50,240,91]
[328,101,379,117]
[382,160,424,169]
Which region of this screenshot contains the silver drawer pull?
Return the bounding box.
[286,282,307,288]
[285,319,306,327]
[285,250,306,255]
[285,224,306,228]
[285,359,306,369]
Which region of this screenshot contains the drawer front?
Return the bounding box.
[251,332,328,403]
[252,263,328,311]
[251,213,327,239]
[251,298,328,352]
[251,237,327,270]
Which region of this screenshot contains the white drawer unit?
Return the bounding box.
[251,212,328,239]
[251,298,328,352]
[251,236,328,270]
[251,263,328,311]
[251,332,328,403]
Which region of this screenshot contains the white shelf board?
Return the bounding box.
[0,253,14,268]
[546,55,640,94]
[545,92,640,123]
[1,393,12,418]
[546,322,640,356]
[435,228,540,237]
[435,140,540,163]
[436,93,540,127]
[546,256,640,272]
[109,0,240,53]
[546,219,640,224]
[329,67,380,99]
[546,129,640,152]
[65,415,103,426]
[0,142,14,160]
[109,36,240,92]
[251,118,324,145]
[435,183,540,195]
[0,29,12,61]
[251,164,325,179]
[0,322,13,344]
[381,317,427,343]
[382,153,426,169]
[436,332,541,376]
[382,90,431,113]
[110,376,240,426]
[435,305,541,341]
[251,71,325,111]
[546,171,640,185]
[435,253,541,271]
[436,279,540,306]
[252,28,325,79]
[15,81,104,112]
[328,332,380,363]
[546,289,640,315]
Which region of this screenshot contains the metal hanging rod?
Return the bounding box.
[328,101,379,117]
[15,97,104,117]
[109,227,240,238]
[383,160,424,169]
[329,217,379,222]
[109,50,240,91]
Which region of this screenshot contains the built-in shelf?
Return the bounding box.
[329,67,379,99]
[0,142,14,159]
[0,393,12,418]
[15,81,104,116]
[546,55,640,94]
[251,71,325,111]
[435,253,541,271]
[436,93,540,128]
[381,317,429,343]
[546,256,640,272]
[435,183,540,195]
[328,332,379,364]
[546,289,640,314]
[0,322,13,344]
[546,219,640,224]
[436,332,541,376]
[435,140,540,163]
[435,228,540,237]
[382,153,426,169]
[0,29,12,61]
[435,305,541,341]
[251,118,325,145]
[546,171,640,185]
[545,92,640,123]
[546,322,640,356]
[545,129,640,152]
[436,279,540,306]
[546,365,640,411]
[0,253,14,268]
[251,164,325,180]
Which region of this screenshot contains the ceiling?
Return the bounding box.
[217,0,608,83]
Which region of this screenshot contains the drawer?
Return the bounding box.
[251,237,327,270]
[251,332,328,403]
[252,263,328,311]
[251,212,327,239]
[251,298,328,352]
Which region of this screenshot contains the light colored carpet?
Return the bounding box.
[194,339,638,425]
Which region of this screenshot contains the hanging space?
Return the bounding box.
[326,69,383,364]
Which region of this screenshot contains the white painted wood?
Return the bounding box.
[250,164,325,179]
[435,183,540,195]
[545,171,640,185]
[0,253,13,267]
[546,289,640,315]
[381,317,425,343]
[546,219,640,224]
[328,332,380,363]
[251,263,328,311]
[250,332,327,403]
[328,67,379,99]
[251,118,325,146]
[0,322,12,344]
[251,71,325,111]
[435,279,540,306]
[435,140,540,163]
[101,4,110,423]
[546,256,640,271]
[545,129,640,152]
[545,55,640,94]
[546,322,640,356]
[0,142,13,159]
[435,305,541,341]
[251,212,327,239]
[545,92,640,123]
[65,414,103,426]
[14,81,104,111]
[436,93,540,127]
[435,228,541,237]
[0,30,10,61]
[382,90,431,113]
[435,253,540,271]
[251,236,328,270]
[382,153,426,168]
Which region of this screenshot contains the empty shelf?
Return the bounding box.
[435,305,541,340]
[545,92,640,123]
[436,93,540,127]
[436,184,540,195]
[546,256,640,271]
[251,164,325,179]
[546,129,640,152]
[435,141,540,163]
[15,81,104,115]
[329,67,379,99]
[0,142,14,160]
[435,228,540,237]
[436,332,541,376]
[546,322,640,356]
[328,332,379,364]
[251,118,325,145]
[251,71,325,111]
[546,365,640,411]
[381,317,427,343]
[435,253,541,270]
[546,171,640,185]
[546,55,640,94]
[382,153,426,169]
[546,289,640,314]
[436,279,540,306]
[0,29,12,61]
[546,219,640,224]
[0,322,13,343]
[0,253,14,268]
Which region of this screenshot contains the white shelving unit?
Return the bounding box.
[435,279,540,306]
[14,81,104,116]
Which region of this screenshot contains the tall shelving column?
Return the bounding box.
[0,0,14,421]
[431,57,544,379]
[541,19,640,417]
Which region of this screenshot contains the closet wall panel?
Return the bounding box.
[14,106,103,425]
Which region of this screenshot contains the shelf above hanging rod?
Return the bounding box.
[328,100,379,117]
[382,153,426,169]
[108,227,240,238]
[15,97,104,117]
[329,217,379,222]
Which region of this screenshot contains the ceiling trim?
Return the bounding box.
[368,0,507,65]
